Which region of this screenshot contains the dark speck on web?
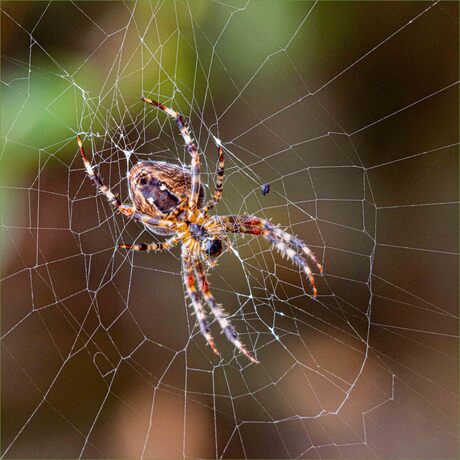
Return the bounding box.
[261,183,270,196]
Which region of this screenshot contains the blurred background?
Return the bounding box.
[1,1,458,458]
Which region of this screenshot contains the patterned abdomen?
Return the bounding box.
[129,160,205,235]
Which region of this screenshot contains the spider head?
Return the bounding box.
[202,238,223,257]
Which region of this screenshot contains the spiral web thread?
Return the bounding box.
[1,1,458,458]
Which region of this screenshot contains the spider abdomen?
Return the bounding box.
[139,177,180,212]
[129,160,204,235]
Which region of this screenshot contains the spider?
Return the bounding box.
[77,96,323,363]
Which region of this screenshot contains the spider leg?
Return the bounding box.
[141,97,201,217]
[118,235,179,252]
[263,223,323,272]
[77,135,174,232]
[202,140,225,213]
[182,248,220,357]
[217,215,322,297]
[193,258,258,364]
[264,232,319,297]
[168,195,189,220]
[77,135,122,210]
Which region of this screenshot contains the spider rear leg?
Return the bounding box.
[168,195,189,220]
[194,259,258,364]
[203,140,225,213]
[182,250,220,357]
[142,97,202,217]
[77,135,121,210]
[77,135,174,232]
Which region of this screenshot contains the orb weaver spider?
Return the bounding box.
[77,96,323,363]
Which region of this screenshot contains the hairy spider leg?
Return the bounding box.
[77,135,174,232]
[141,97,201,218]
[217,215,322,297]
[182,249,220,356]
[263,222,323,273]
[265,233,318,297]
[168,195,189,220]
[194,259,258,363]
[203,142,225,213]
[77,135,122,209]
[118,235,179,252]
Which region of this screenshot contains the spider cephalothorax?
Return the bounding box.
[77,96,323,363]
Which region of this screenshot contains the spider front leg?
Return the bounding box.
[141,97,201,218]
[182,248,220,357]
[77,135,123,211]
[193,259,258,364]
[217,215,323,297]
[77,135,174,233]
[203,140,225,213]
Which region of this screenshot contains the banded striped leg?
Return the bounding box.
[218,215,323,297]
[264,223,323,273]
[77,135,122,210]
[169,195,189,220]
[194,259,258,364]
[77,135,174,233]
[141,97,201,216]
[182,249,219,357]
[203,142,225,213]
[118,236,179,252]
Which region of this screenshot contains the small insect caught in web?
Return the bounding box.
[77,96,323,363]
[261,183,270,196]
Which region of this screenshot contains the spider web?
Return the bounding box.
[1,1,458,458]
